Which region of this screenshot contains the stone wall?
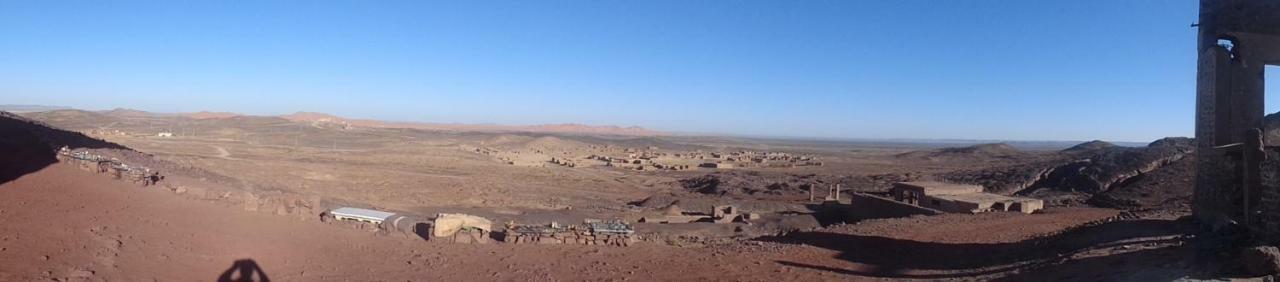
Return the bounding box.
[1259,150,1280,240]
[1193,0,1280,232]
[845,193,942,222]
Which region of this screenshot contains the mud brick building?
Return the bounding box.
[1193,0,1280,239]
[890,182,1043,214]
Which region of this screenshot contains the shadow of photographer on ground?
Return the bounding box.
[217,259,270,282]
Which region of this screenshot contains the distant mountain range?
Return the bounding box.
[1,104,1198,144]
[274,111,661,136]
[0,105,70,113]
[2,105,665,136]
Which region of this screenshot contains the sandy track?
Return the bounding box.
[213,145,230,158]
[211,145,236,160]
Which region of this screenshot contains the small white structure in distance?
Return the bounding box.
[329,207,396,224]
[157,132,174,137]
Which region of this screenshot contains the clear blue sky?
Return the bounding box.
[0,0,1261,142]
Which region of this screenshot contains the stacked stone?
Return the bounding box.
[504,226,566,244]
[578,232,633,246]
[505,224,635,246]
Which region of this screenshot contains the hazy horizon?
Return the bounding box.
[2,1,1265,142]
[0,103,1167,145]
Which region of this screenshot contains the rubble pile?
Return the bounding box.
[504,220,636,246]
[57,147,161,186]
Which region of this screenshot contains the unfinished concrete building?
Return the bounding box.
[1193,0,1280,239]
[890,182,1043,214]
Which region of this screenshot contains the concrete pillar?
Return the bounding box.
[1192,1,1237,220]
[809,184,815,202]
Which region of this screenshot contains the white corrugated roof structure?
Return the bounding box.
[330,207,396,222]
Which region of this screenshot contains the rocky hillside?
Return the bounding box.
[0,111,239,186]
[895,143,1030,161]
[0,111,128,184]
[678,171,823,196]
[1060,140,1117,154]
[1265,112,1280,143]
[1087,152,1194,210]
[678,170,919,197]
[941,137,1195,209]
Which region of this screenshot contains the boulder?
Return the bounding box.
[1243,246,1280,276]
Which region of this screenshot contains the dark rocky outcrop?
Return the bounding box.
[678,171,821,196]
[1265,112,1280,144]
[895,143,1028,161]
[1243,246,1280,276]
[0,111,240,187]
[0,111,129,185]
[678,171,920,197]
[940,137,1195,209]
[1060,140,1116,154]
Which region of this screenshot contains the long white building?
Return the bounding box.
[328,207,396,224]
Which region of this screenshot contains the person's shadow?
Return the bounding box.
[217,259,270,282]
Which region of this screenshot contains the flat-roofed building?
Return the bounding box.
[891,182,1043,214]
[328,207,396,224]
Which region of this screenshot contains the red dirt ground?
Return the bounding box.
[0,163,1182,281]
[0,164,835,281]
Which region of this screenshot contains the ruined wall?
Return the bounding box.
[846,193,942,221]
[1193,0,1280,229]
[922,196,983,214]
[1259,150,1280,240]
